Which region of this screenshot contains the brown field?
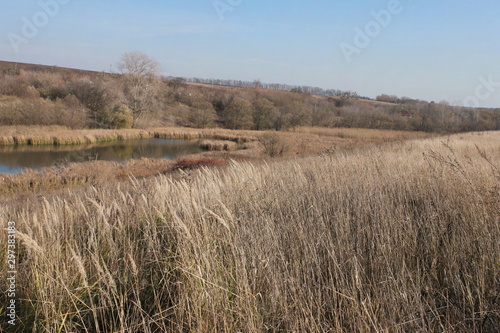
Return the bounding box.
[0,128,498,332]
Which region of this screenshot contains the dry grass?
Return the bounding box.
[0,126,433,196]
[0,158,177,195]
[295,125,432,142]
[175,157,228,170]
[0,126,257,146]
[0,131,498,332]
[199,140,238,151]
[0,125,428,148]
[0,126,151,145]
[273,126,434,155]
[151,127,257,143]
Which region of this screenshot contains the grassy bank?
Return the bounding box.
[0,126,257,146]
[0,131,498,332]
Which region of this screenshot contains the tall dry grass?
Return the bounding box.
[199,140,238,151]
[0,126,257,146]
[295,126,432,141]
[0,131,499,332]
[0,125,428,147]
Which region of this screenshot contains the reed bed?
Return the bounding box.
[151,127,257,143]
[0,126,257,147]
[199,139,238,151]
[0,131,499,332]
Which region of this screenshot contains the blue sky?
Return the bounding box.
[1,0,500,107]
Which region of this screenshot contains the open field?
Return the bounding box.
[0,129,498,332]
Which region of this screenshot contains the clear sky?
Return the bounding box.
[1,0,500,107]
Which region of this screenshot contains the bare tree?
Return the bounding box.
[117,51,162,124]
[117,51,162,77]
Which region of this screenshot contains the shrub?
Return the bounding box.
[69,78,119,126]
[259,132,288,157]
[107,105,134,129]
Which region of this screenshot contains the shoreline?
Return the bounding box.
[0,126,257,146]
[0,126,262,195]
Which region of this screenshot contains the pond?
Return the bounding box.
[0,138,203,174]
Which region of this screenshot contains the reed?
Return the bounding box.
[0,131,498,332]
[199,139,238,151]
[0,126,258,147]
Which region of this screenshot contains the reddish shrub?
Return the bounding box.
[174,157,227,170]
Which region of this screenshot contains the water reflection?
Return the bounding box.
[0,139,202,174]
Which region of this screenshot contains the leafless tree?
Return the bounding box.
[117,51,162,123]
[117,51,162,77]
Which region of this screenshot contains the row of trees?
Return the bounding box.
[184,77,359,98]
[0,53,499,132]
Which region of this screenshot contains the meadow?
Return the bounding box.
[0,128,498,332]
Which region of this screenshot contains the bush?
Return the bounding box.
[0,96,89,128]
[259,132,288,157]
[69,78,119,126]
[0,75,40,98]
[107,105,134,129]
[23,71,68,100]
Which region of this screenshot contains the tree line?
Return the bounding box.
[183,77,359,99]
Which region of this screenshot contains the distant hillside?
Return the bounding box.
[0,60,461,108]
[0,61,370,103]
[0,61,107,77]
[0,60,499,132]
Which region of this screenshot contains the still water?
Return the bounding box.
[0,139,203,174]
